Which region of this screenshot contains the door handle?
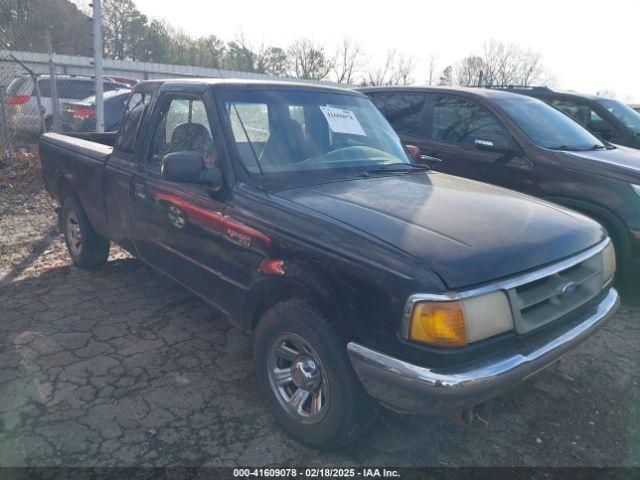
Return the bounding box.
[132,182,146,199]
[420,155,443,163]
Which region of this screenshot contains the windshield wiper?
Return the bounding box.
[586,144,608,151]
[547,145,587,152]
[364,163,430,175]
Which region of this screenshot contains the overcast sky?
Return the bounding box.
[132,0,640,102]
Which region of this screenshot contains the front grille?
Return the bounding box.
[506,249,605,334]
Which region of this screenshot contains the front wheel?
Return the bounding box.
[254,299,379,449]
[62,196,110,270]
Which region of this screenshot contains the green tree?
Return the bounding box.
[0,0,91,55]
[103,0,148,60]
[255,46,288,76]
[224,39,256,72]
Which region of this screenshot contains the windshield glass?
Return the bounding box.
[220,89,410,175]
[597,98,640,134]
[496,96,605,150]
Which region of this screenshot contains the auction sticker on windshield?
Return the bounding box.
[320,105,366,136]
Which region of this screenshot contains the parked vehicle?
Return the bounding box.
[104,76,139,88]
[40,79,618,449]
[362,86,640,278]
[6,74,127,136]
[61,88,131,133]
[493,86,640,150]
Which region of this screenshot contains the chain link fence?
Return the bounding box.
[0,23,335,162]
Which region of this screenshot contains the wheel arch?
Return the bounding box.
[241,261,347,334]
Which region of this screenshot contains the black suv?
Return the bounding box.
[361,86,640,277]
[497,86,640,150]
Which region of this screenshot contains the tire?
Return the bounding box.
[254,299,379,449]
[62,196,110,270]
[596,219,633,285]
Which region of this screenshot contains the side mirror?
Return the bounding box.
[161,151,223,190]
[474,134,514,154]
[162,151,205,183]
[405,144,422,163]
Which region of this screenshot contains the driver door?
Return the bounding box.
[130,91,238,313]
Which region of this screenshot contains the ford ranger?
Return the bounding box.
[39,79,619,449]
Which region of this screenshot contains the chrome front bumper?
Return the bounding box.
[347,288,619,415]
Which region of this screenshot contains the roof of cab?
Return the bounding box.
[357,85,533,101]
[135,78,360,95]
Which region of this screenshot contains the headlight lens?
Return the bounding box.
[602,241,616,282]
[407,291,514,348]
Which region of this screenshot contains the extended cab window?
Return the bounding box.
[148,97,214,171]
[370,93,425,135]
[116,92,150,153]
[431,96,506,146]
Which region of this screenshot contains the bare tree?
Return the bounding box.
[332,38,365,84]
[455,55,484,87]
[426,53,438,86]
[394,54,415,85]
[455,40,551,88]
[365,50,394,86]
[439,65,453,86]
[364,50,416,86]
[288,38,333,80]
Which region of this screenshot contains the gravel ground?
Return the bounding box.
[0,153,639,467]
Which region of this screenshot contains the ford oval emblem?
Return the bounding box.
[561,282,577,297]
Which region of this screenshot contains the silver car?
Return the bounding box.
[6,74,126,136]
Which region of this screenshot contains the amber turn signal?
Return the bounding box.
[409,301,468,348]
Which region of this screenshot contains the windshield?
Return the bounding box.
[597,98,640,134]
[220,89,410,176]
[496,96,605,150]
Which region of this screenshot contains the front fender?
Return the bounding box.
[239,259,343,332]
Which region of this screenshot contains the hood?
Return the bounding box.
[275,173,604,289]
[555,145,640,184]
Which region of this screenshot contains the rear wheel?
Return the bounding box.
[62,196,110,270]
[254,299,379,449]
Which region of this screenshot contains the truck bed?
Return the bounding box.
[39,132,113,231]
[40,132,114,162]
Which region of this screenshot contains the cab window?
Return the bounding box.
[115,92,151,153]
[148,96,214,171]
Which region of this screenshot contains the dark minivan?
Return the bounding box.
[361,86,640,277]
[498,86,640,150]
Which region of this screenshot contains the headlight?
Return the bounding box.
[602,241,616,282]
[631,184,640,196]
[404,291,514,348]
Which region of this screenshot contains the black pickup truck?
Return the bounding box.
[40,79,619,449]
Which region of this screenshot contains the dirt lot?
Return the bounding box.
[0,153,639,467]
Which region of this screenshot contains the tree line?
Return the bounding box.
[0,0,552,87]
